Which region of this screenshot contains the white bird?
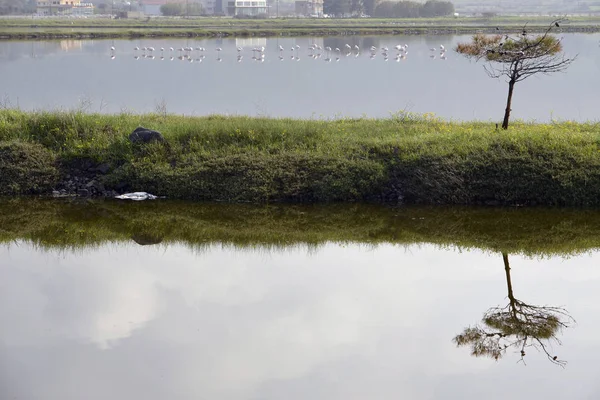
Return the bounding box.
[279,45,284,51]
[354,45,359,51]
[134,46,139,52]
[110,46,115,52]
[237,46,243,52]
[440,44,445,51]
[345,44,351,49]
[430,48,436,52]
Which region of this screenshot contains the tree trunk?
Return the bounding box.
[502,252,515,301]
[502,252,519,319]
[501,80,516,130]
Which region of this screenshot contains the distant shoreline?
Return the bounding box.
[1,16,600,40]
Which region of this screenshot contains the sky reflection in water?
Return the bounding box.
[0,33,599,121]
[2,241,600,400]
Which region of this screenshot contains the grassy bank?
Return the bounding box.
[1,16,599,39]
[1,110,600,206]
[2,199,600,255]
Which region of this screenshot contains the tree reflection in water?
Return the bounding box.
[453,253,575,367]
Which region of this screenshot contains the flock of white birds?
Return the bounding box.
[108,42,449,62]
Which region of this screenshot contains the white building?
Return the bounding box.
[36,0,94,15]
[227,0,267,16]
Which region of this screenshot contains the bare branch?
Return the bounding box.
[454,19,575,129]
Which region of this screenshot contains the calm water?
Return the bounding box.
[1,200,600,399]
[1,33,599,121]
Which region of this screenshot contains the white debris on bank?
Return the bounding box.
[115,192,159,201]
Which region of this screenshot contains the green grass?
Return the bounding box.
[1,16,599,39]
[2,109,600,206]
[1,198,600,256]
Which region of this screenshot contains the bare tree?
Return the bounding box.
[455,20,575,129]
[453,253,575,367]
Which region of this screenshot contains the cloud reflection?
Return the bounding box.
[1,243,600,400]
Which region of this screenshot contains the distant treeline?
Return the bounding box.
[160,2,204,16]
[324,0,378,17]
[373,0,455,18]
[323,0,454,17]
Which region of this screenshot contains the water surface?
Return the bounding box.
[1,200,600,399]
[1,33,598,121]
